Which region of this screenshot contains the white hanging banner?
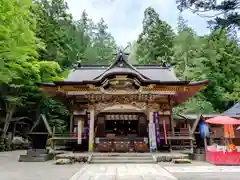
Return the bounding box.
[148,123,157,151]
[78,120,83,144]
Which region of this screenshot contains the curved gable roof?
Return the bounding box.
[64,66,180,82]
[65,53,180,82]
[93,52,149,81]
[223,102,240,116]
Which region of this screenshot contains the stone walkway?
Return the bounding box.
[165,165,240,180]
[164,165,240,173]
[2,151,240,180]
[69,164,178,180]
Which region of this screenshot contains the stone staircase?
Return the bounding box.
[90,153,156,164]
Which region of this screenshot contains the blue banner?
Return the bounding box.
[199,121,210,138]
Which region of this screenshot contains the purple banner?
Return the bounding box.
[154,112,161,146]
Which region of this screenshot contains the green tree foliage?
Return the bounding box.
[173,16,240,113]
[173,95,215,114]
[0,0,67,139]
[176,0,240,30]
[173,16,216,114]
[199,29,240,110]
[0,0,40,83]
[136,7,175,65]
[0,0,118,142]
[79,16,117,64]
[174,16,197,80]
[0,0,40,138]
[32,0,117,67]
[126,41,138,64]
[91,18,117,64]
[136,7,239,113]
[32,0,78,68]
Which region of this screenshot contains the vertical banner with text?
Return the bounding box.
[148,122,157,152]
[154,112,161,147]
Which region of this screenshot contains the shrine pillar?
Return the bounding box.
[88,107,95,152]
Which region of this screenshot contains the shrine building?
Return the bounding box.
[37,52,208,153]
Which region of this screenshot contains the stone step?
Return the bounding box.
[27,149,48,156]
[90,154,155,164]
[92,154,152,157]
[92,156,153,160]
[18,154,54,162]
[90,159,155,164]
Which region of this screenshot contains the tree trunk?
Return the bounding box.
[2,106,15,139]
[184,52,188,80]
[34,102,41,130]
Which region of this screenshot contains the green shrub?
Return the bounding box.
[0,138,13,151]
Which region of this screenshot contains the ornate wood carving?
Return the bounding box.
[159,103,171,110]
[141,85,190,92]
[94,101,147,114]
[101,76,140,94]
[84,94,167,102]
[147,103,160,112]
[88,104,96,111]
[158,103,171,115]
[58,85,100,92]
[57,84,193,93]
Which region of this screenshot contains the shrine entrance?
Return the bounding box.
[94,104,149,152]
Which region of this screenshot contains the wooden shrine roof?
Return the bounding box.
[36,52,209,105]
[64,52,181,83]
[65,65,180,83]
[223,102,240,117]
[38,52,207,85]
[63,51,180,83]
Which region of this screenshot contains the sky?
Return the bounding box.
[65,0,211,46]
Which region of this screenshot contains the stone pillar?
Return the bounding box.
[88,107,95,152]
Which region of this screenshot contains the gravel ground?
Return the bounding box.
[0,150,82,180]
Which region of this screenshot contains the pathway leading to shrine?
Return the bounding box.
[68,164,177,180]
[68,163,240,180]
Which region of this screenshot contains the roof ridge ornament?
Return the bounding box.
[113,47,130,63]
[72,53,82,70]
[93,47,150,80]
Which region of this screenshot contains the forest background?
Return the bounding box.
[0,0,239,144]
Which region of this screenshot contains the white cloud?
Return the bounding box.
[66,0,209,46]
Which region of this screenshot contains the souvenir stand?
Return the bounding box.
[205,116,240,165]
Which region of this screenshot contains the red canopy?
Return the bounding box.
[205,116,240,125]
